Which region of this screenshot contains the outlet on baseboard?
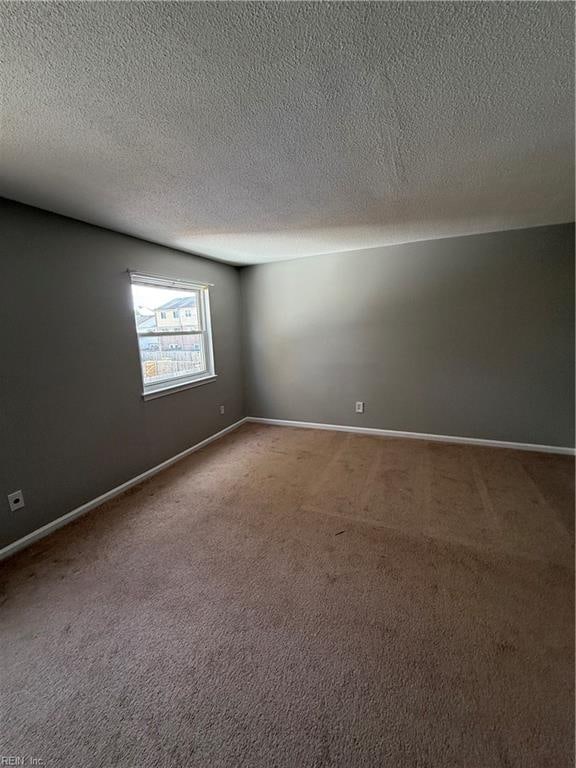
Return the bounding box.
[219,405,225,415]
[355,401,365,414]
[8,490,25,512]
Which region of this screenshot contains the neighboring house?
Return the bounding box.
[136,297,200,352]
[155,296,199,332]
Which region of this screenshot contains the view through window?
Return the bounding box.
[130,273,214,395]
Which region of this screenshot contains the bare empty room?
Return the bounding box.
[0,2,574,767]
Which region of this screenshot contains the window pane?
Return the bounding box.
[130,275,215,394]
[132,284,201,332]
[138,335,207,386]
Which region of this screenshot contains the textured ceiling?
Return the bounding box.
[1,2,574,265]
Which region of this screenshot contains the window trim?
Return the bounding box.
[129,271,216,398]
[142,374,218,401]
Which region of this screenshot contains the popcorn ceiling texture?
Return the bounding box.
[0,2,574,264]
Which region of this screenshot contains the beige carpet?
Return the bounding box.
[1,423,574,767]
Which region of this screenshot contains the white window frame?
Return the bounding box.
[129,271,216,400]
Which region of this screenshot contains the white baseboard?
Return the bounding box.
[0,417,249,562]
[246,417,576,456]
[3,414,573,562]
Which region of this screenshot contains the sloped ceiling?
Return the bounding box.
[1,2,574,265]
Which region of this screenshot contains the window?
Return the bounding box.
[130,272,215,398]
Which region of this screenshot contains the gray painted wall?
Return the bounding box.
[2,203,573,550]
[242,224,575,448]
[0,200,244,547]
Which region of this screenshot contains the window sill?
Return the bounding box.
[142,374,217,401]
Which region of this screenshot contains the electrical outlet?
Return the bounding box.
[8,490,25,512]
[219,405,225,415]
[355,401,365,414]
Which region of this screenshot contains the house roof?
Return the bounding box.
[157,297,197,311]
[136,313,157,331]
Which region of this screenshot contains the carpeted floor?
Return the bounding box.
[1,423,574,767]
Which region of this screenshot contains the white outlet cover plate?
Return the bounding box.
[8,490,25,511]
